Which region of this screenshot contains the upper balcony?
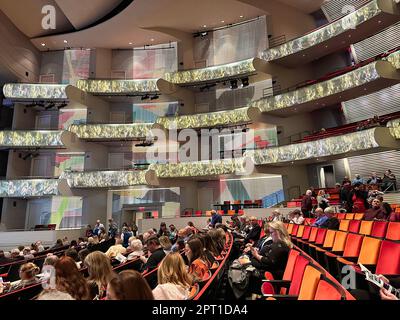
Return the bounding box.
[248,51,400,119]
[262,0,400,67]
[60,168,158,188]
[154,107,252,130]
[75,79,159,96]
[68,123,153,141]
[245,127,399,166]
[0,178,60,198]
[2,84,68,101]
[0,130,67,149]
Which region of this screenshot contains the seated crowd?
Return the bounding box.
[0,217,230,300]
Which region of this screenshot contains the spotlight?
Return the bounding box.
[141,94,150,101]
[230,79,238,90]
[201,31,208,37]
[241,77,249,88]
[150,94,159,100]
[58,102,68,109]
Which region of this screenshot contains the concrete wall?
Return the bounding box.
[0,10,41,83]
[1,198,28,230]
[40,51,64,83]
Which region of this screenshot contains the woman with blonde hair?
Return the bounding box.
[0,262,40,294]
[250,221,292,279]
[106,270,154,300]
[159,236,172,255]
[84,251,116,299]
[153,253,192,300]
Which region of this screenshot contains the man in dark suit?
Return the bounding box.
[244,217,262,244]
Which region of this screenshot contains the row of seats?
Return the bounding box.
[182,209,246,217]
[261,248,354,300]
[287,225,400,288]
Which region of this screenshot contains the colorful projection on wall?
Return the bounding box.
[50,196,83,229]
[62,49,91,85]
[58,109,87,130]
[132,102,179,123]
[54,153,85,177]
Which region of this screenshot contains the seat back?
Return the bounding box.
[345,213,354,220]
[288,255,310,295]
[302,226,312,240]
[357,237,382,265]
[348,220,361,233]
[282,249,301,282]
[296,225,305,238]
[291,224,299,236]
[339,220,350,232]
[375,241,400,275]
[370,221,388,238]
[322,230,336,249]
[227,210,235,216]
[337,213,346,220]
[298,265,323,300]
[308,227,319,243]
[359,221,373,236]
[386,222,400,241]
[287,224,294,235]
[315,228,327,246]
[354,213,364,220]
[314,277,346,300]
[342,233,363,258]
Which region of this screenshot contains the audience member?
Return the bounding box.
[352,174,364,185]
[93,220,104,236]
[301,190,313,218]
[105,238,127,259]
[127,239,144,260]
[84,251,116,299]
[38,256,89,300]
[382,170,397,191]
[185,238,209,282]
[106,270,154,300]
[350,183,368,213]
[121,226,133,248]
[159,236,172,255]
[210,210,222,228]
[312,208,328,227]
[289,209,305,225]
[108,218,118,239]
[367,172,382,185]
[364,198,388,221]
[141,236,166,272]
[0,263,39,294]
[153,253,192,300]
[319,207,340,230]
[317,190,329,210]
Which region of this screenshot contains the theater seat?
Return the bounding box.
[370,221,388,238]
[314,277,346,300]
[386,222,400,241]
[375,241,400,276]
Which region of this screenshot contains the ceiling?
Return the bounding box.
[276,0,326,14]
[0,0,323,51]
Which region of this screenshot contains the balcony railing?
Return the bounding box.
[0,130,65,148]
[75,79,159,95]
[0,179,59,197]
[68,123,153,140]
[2,84,68,100]
[261,0,385,62]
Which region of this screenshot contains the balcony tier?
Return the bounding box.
[0,179,59,198]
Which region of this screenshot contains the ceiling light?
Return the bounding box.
[239,15,244,18]
[63,40,68,44]
[41,43,46,47]
[203,25,207,28]
[150,38,154,42]
[129,42,132,45]
[221,20,225,23]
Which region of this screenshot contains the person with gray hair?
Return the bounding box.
[319,207,339,230]
[301,190,313,218]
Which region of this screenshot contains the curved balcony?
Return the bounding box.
[262,0,400,67]
[68,123,153,140]
[155,107,252,130]
[0,130,66,149]
[245,127,399,166]
[387,117,400,138]
[247,59,400,118]
[385,48,400,68]
[149,157,252,179]
[0,179,59,198]
[75,79,159,95]
[60,169,158,188]
[163,58,266,85]
[2,84,68,100]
